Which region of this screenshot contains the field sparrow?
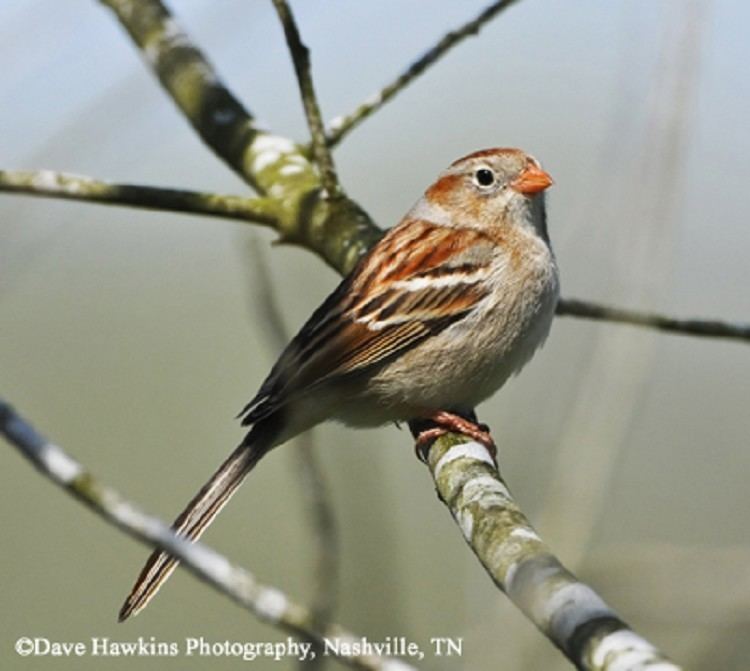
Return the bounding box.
[119,147,559,620]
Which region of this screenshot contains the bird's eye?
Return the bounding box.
[474,168,495,187]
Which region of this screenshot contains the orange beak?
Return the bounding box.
[510,165,554,195]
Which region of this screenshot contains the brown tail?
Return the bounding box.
[118,425,276,621]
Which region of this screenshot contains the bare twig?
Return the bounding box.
[412,431,681,671]
[271,0,341,199]
[557,298,750,344]
[0,398,413,671]
[0,169,279,226]
[325,0,523,147]
[246,239,340,671]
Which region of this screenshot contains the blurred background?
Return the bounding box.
[1,0,749,669]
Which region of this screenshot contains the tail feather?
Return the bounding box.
[118,427,275,621]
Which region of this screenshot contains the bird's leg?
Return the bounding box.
[413,410,497,464]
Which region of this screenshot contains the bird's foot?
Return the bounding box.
[414,410,497,464]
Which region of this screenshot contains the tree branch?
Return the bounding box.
[0,169,280,226]
[271,0,342,199]
[411,430,681,671]
[557,298,750,344]
[0,398,413,671]
[325,0,523,148]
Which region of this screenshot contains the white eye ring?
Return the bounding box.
[474,168,495,188]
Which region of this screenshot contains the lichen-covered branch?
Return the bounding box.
[557,298,750,344]
[271,0,341,200]
[325,0,524,148]
[0,169,280,226]
[412,431,681,671]
[0,399,413,671]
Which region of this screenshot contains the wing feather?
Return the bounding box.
[240,221,496,425]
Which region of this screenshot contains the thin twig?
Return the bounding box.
[325,0,523,147]
[246,239,340,671]
[0,398,414,671]
[557,298,750,344]
[0,169,279,226]
[411,430,681,671]
[271,0,341,198]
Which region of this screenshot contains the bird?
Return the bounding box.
[118,147,559,621]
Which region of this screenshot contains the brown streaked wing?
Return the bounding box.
[242,281,488,425]
[240,222,495,424]
[296,319,431,383]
